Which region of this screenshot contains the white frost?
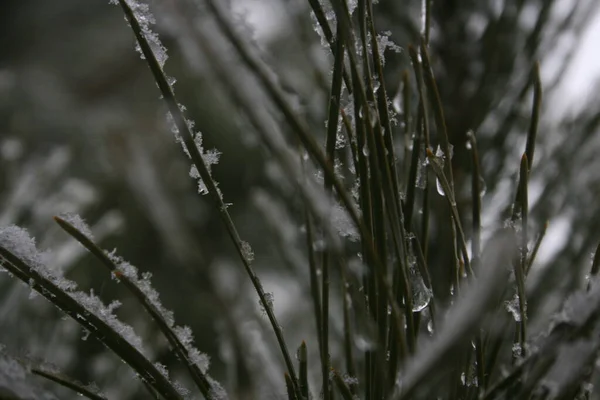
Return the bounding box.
[58,212,94,241]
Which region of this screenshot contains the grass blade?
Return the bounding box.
[0,245,183,399]
[53,215,218,398]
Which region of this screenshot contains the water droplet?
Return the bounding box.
[479,175,487,196]
[427,320,434,335]
[465,141,472,150]
[408,245,432,312]
[436,176,446,196]
[392,92,402,113]
[372,79,381,94]
[362,145,370,157]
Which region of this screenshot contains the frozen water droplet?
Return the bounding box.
[372,79,381,94]
[408,248,432,312]
[479,175,487,196]
[392,95,402,113]
[362,145,370,157]
[436,176,446,197]
[465,141,472,150]
[427,320,434,335]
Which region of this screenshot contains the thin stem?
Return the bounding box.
[115,0,300,395]
[0,246,182,400]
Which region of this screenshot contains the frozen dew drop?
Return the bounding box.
[408,248,432,312]
[436,176,446,197]
[465,141,473,150]
[362,144,370,157]
[411,272,432,312]
[479,175,487,197]
[392,90,402,113]
[372,79,381,94]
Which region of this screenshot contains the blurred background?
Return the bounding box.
[1,0,600,398]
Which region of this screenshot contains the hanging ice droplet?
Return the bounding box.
[362,144,370,157]
[392,95,402,114]
[436,176,446,197]
[465,141,473,150]
[427,320,434,335]
[372,79,381,94]
[411,270,432,312]
[408,251,432,312]
[478,175,487,197]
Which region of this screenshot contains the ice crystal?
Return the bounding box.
[58,212,94,241]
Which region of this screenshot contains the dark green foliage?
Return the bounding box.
[1,0,600,399]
